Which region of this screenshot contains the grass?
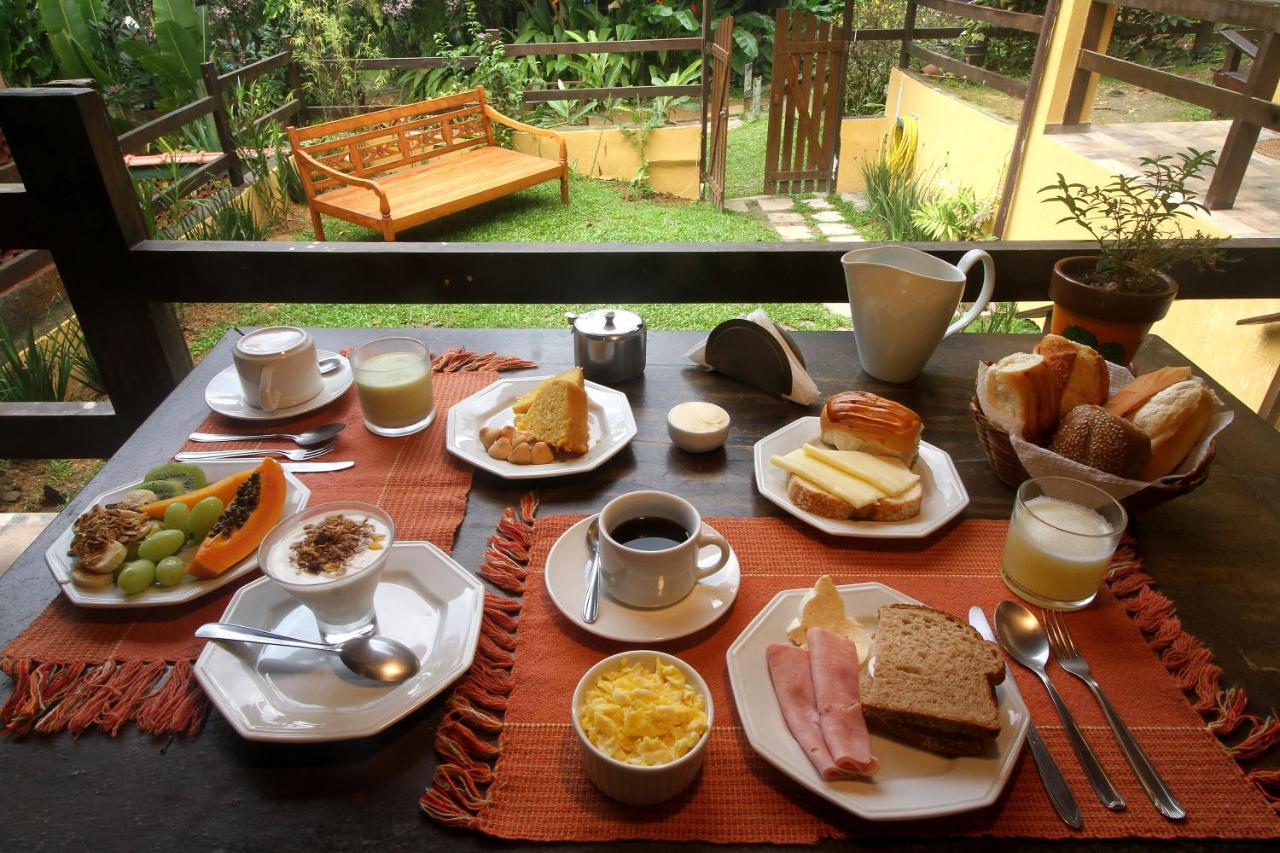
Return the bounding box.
[724,115,770,199]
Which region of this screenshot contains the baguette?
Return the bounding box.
[981,353,1059,444]
[1035,334,1109,417]
[1131,379,1215,480]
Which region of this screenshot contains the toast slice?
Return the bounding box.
[863,605,1005,742]
[786,474,923,523]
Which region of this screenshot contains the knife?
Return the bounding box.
[281,461,355,473]
[969,605,1083,829]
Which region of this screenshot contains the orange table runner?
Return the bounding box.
[422,509,1280,841]
[0,359,522,739]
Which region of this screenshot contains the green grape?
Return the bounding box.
[188,496,225,540]
[155,556,186,587]
[117,560,156,595]
[138,528,185,561]
[163,501,190,533]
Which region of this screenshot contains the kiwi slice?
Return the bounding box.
[138,479,186,500]
[143,463,207,493]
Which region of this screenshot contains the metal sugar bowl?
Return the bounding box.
[566,309,646,385]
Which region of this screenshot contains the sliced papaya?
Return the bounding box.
[142,468,253,519]
[188,458,287,579]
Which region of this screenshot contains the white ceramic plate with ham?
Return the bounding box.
[726,582,1030,821]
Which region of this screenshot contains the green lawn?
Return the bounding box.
[724,115,770,199]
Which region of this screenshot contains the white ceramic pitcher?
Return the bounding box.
[840,246,995,383]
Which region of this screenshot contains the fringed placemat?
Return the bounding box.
[0,352,533,740]
[421,511,1280,841]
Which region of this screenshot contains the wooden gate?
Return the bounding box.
[703,15,734,210]
[764,7,853,194]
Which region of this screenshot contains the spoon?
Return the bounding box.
[188,422,346,447]
[996,601,1126,811]
[196,622,420,683]
[319,356,343,375]
[582,516,603,624]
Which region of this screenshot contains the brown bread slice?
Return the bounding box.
[863,604,1005,741]
[862,715,991,756]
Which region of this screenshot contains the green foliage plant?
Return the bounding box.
[118,0,210,110]
[286,0,383,109]
[860,147,931,241]
[2,0,57,85]
[0,319,82,403]
[1039,148,1224,293]
[911,182,995,241]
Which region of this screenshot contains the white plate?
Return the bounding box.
[753,417,969,538]
[45,461,310,608]
[544,516,739,643]
[205,350,352,421]
[195,541,483,742]
[726,582,1029,821]
[446,376,637,480]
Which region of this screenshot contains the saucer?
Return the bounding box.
[205,350,353,421]
[543,516,740,643]
[194,541,483,742]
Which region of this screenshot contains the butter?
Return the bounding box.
[801,444,920,496]
[668,402,729,433]
[785,575,869,662]
[578,657,708,767]
[771,449,886,508]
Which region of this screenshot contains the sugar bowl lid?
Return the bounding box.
[567,308,645,339]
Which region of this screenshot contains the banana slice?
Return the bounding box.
[81,540,127,574]
[72,567,116,589]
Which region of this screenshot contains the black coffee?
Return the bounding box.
[611,516,690,551]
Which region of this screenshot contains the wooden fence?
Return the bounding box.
[900,0,1047,101]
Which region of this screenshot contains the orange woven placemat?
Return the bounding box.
[0,367,505,738]
[424,513,1279,842]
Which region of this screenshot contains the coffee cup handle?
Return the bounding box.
[258,365,279,413]
[945,249,995,337]
[692,525,731,580]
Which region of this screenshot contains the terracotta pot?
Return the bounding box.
[1048,256,1177,364]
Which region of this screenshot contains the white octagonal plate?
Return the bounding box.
[446,376,637,480]
[726,582,1029,821]
[753,417,969,538]
[46,461,310,608]
[195,541,483,742]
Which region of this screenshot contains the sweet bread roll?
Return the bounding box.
[1035,334,1109,417]
[1048,405,1151,478]
[820,391,921,463]
[1131,379,1215,480]
[982,353,1059,444]
[1104,366,1193,419]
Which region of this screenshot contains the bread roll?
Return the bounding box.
[1049,405,1151,478]
[820,391,922,463]
[982,353,1059,444]
[1104,366,1193,419]
[1131,379,1215,480]
[1035,334,1109,417]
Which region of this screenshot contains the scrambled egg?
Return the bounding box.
[579,658,708,766]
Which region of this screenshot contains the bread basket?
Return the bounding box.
[969,395,1214,513]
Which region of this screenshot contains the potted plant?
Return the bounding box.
[1039,149,1223,363]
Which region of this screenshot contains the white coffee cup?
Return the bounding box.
[233,326,324,413]
[598,491,730,609]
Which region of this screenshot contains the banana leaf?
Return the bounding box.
[37,0,108,83]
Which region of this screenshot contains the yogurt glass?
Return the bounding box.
[258,501,396,643]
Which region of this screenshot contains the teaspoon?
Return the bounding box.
[196,622,420,683]
[319,356,343,375]
[582,516,603,624]
[188,422,346,447]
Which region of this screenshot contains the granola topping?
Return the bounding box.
[287,513,388,579]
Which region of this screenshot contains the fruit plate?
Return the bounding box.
[445,376,637,480]
[195,541,483,742]
[753,417,969,539]
[45,461,310,609]
[726,582,1030,821]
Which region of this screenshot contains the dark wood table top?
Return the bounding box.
[2,328,1278,852]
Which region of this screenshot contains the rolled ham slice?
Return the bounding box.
[765,644,841,781]
[808,627,878,777]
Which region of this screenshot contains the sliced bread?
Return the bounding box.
[786,475,923,523]
[859,713,990,756]
[863,604,1004,741]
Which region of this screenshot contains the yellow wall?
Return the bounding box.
[834,116,892,192]
[513,123,701,199]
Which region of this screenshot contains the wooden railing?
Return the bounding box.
[900,0,1048,100]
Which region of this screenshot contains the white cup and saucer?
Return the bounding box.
[543,490,741,643]
[205,326,354,420]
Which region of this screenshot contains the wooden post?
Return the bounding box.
[829,1,855,190]
[0,86,191,429]
[1060,0,1114,127]
[1206,32,1280,210]
[201,60,244,186]
[698,0,713,201]
[283,37,308,123]
[900,0,918,69]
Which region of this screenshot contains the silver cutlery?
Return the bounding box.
[319,356,343,375]
[188,422,345,447]
[582,516,603,624]
[1043,609,1186,820]
[196,622,419,683]
[175,445,334,462]
[281,461,355,473]
[969,606,1082,829]
[996,600,1126,812]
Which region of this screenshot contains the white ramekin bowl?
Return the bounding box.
[571,650,713,805]
[666,403,731,453]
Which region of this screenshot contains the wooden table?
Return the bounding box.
[2,329,1278,851]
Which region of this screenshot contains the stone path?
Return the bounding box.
[0,513,56,579]
[725,191,870,242]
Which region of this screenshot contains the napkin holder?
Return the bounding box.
[703,319,808,398]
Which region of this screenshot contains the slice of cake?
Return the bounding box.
[515,374,589,455]
[512,368,584,415]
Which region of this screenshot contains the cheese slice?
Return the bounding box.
[786,575,870,663]
[771,449,885,508]
[802,444,920,496]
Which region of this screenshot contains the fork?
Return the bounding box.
[173,445,334,462]
[1044,610,1186,820]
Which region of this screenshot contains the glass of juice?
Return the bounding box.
[1000,477,1126,611]
[351,337,435,437]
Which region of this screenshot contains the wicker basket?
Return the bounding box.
[969,396,1214,513]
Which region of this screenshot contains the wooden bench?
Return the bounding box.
[287,87,567,241]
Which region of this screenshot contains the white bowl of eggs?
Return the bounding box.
[572,650,713,805]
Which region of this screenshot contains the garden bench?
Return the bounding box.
[287,87,568,241]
